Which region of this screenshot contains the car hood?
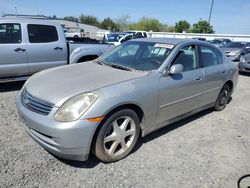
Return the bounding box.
[25,62,148,107]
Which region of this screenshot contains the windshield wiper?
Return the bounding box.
[94,60,104,65]
[105,63,133,71]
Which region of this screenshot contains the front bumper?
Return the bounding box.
[16,93,99,161]
[239,62,250,73]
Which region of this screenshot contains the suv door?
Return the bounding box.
[26,24,67,74]
[198,45,228,106]
[157,45,205,128]
[0,23,29,78]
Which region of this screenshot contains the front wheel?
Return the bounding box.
[94,109,140,163]
[213,84,231,111]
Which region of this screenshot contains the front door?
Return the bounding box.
[157,45,205,128]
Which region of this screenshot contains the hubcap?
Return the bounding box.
[219,89,228,106]
[104,116,136,157]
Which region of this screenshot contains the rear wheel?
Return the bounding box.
[94,109,140,163]
[213,84,230,111]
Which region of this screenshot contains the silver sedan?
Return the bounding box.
[16,38,239,163]
[239,53,250,73]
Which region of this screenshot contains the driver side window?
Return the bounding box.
[172,45,198,72]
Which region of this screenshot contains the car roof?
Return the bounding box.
[0,17,62,27]
[131,37,204,45]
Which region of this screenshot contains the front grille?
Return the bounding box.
[21,88,54,116]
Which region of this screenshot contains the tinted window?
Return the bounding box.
[172,45,198,72]
[28,24,58,43]
[200,45,222,67]
[0,23,21,44]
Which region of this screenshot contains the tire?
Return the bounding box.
[73,35,79,38]
[94,109,140,163]
[213,84,231,111]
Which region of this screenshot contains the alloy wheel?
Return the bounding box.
[103,116,136,157]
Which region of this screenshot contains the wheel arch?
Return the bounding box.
[90,103,145,153]
[224,80,234,93]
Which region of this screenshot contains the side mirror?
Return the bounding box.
[169,64,184,75]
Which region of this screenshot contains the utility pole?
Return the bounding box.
[208,0,214,24]
[14,6,18,17]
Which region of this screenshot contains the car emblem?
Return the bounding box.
[23,97,29,105]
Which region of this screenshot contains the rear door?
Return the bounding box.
[26,24,67,74]
[157,44,205,128]
[0,23,29,78]
[198,45,228,106]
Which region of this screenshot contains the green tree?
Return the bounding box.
[190,20,214,33]
[175,20,190,33]
[101,17,118,31]
[63,16,78,22]
[129,17,162,32]
[115,14,130,31]
[161,24,176,32]
[79,14,100,27]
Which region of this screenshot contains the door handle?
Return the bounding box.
[54,47,63,51]
[222,70,227,74]
[195,76,202,81]
[14,48,26,53]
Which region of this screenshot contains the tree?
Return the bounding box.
[175,20,190,33]
[79,14,100,27]
[130,17,162,32]
[101,17,118,31]
[52,15,57,19]
[190,20,214,33]
[161,24,176,32]
[115,14,130,31]
[63,16,78,22]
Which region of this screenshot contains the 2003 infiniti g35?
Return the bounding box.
[16,38,238,162]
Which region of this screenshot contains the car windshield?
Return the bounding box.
[224,42,245,48]
[98,41,174,71]
[107,33,127,42]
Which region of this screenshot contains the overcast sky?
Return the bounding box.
[1,0,250,35]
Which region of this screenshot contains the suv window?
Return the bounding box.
[200,45,222,67]
[28,24,58,43]
[0,23,21,44]
[172,45,198,72]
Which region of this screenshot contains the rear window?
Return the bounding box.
[0,23,21,44]
[28,24,58,43]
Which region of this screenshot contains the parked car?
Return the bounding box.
[63,29,84,38]
[102,32,134,46]
[239,53,250,73]
[231,42,250,61]
[0,18,113,83]
[192,37,206,41]
[125,31,148,38]
[16,38,238,163]
[209,38,231,48]
[220,41,247,58]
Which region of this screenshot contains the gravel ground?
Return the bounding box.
[0,74,249,188]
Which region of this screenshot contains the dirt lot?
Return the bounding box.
[0,74,249,188]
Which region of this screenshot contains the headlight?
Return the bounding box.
[54,93,98,122]
[240,57,246,64]
[228,51,239,56]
